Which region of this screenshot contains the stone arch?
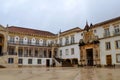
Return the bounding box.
[66,59,71,64]
[72,59,78,64]
[0,32,7,55]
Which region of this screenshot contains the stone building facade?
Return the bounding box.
[0,16,120,67]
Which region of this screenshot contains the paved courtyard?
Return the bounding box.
[0,67,120,80]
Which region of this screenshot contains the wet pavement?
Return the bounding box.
[0,67,120,80]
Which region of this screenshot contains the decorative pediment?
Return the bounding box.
[79,29,99,46]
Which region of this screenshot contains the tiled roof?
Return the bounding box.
[7,26,55,36]
[93,16,120,27]
[61,27,82,33]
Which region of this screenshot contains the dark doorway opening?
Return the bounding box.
[72,59,78,65]
[86,48,93,66]
[49,51,52,58]
[0,46,2,56]
[46,59,50,67]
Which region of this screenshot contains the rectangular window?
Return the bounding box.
[8,47,15,55]
[19,38,23,44]
[44,50,47,57]
[71,48,74,55]
[104,28,110,37]
[9,37,14,43]
[59,38,62,46]
[18,59,23,64]
[81,33,83,36]
[29,49,32,57]
[106,42,111,50]
[8,58,14,64]
[71,35,75,44]
[35,50,38,57]
[115,40,120,49]
[65,37,69,45]
[28,59,32,64]
[36,40,39,45]
[60,50,62,57]
[116,54,120,63]
[28,39,31,45]
[37,59,41,64]
[18,49,23,57]
[43,40,47,46]
[114,25,120,35]
[65,49,69,55]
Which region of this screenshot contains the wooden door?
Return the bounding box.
[106,55,112,66]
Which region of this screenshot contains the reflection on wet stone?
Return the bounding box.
[0,68,119,80]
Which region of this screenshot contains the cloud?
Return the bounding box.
[0,0,120,33]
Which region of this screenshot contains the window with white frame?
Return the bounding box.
[9,37,14,43]
[59,38,62,46]
[18,59,23,64]
[8,47,15,55]
[28,59,32,64]
[65,37,69,45]
[115,40,120,49]
[35,50,38,57]
[71,35,75,44]
[104,28,110,37]
[19,38,23,44]
[28,39,31,45]
[106,42,111,50]
[71,48,74,55]
[114,25,120,34]
[37,59,41,64]
[43,40,47,46]
[18,49,23,57]
[60,50,62,57]
[8,58,14,64]
[65,49,69,55]
[36,40,39,45]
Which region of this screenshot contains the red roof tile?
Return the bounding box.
[7,26,55,36]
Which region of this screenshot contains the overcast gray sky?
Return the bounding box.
[0,0,120,33]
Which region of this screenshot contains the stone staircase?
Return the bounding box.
[53,57,62,67]
[53,57,73,67]
[0,55,7,68]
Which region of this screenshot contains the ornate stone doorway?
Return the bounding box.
[86,48,93,66]
[0,35,4,56]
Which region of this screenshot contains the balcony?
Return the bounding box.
[8,40,49,47]
[103,32,110,38]
[8,52,17,55]
[113,31,120,36]
[8,41,16,44]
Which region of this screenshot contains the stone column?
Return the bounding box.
[47,48,49,58]
[27,47,29,57]
[51,47,54,58]
[32,47,35,57]
[22,47,24,57]
[15,46,18,55]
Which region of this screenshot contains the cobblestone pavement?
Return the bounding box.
[0,67,120,80]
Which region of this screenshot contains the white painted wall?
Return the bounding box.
[19,57,53,66]
[93,27,104,38]
[100,36,120,65]
[58,44,80,60]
